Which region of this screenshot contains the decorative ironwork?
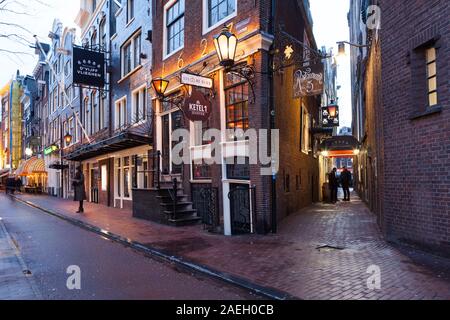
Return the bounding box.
[228,185,256,234]
[192,185,219,232]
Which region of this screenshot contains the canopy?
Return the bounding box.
[319,135,361,158]
[15,157,47,176]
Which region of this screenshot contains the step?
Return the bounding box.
[168,216,202,227]
[160,201,193,207]
[164,209,197,216]
[156,195,188,201]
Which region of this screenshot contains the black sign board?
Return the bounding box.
[182,89,212,122]
[321,105,340,128]
[293,61,324,97]
[72,47,105,88]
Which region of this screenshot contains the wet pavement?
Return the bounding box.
[0,193,261,300]
[5,191,450,300]
[0,217,39,300]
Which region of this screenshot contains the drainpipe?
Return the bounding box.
[269,0,277,234]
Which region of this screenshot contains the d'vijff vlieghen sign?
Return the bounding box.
[182,89,212,122]
[72,47,105,88]
[293,62,324,97]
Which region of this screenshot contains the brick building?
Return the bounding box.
[379,0,449,254]
[349,0,382,218]
[146,0,324,235]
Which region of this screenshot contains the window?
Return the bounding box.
[224,72,249,139]
[91,91,98,133]
[115,97,127,130]
[122,42,132,75]
[226,157,250,180]
[84,97,90,135]
[426,47,438,107]
[91,31,97,48]
[64,60,70,77]
[206,0,236,30]
[132,85,146,123]
[166,0,185,56]
[99,95,105,130]
[127,0,135,23]
[99,20,106,50]
[300,104,311,154]
[121,31,141,77]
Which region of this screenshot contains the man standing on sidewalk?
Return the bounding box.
[72,166,86,213]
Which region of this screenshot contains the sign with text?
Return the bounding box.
[182,89,212,122]
[293,62,324,97]
[72,47,105,88]
[181,73,213,89]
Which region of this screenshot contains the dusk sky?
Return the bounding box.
[0,0,352,128]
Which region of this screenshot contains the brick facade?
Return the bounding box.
[380,0,449,254]
[152,0,321,234]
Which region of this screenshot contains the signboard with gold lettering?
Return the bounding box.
[293,62,324,97]
[182,89,212,122]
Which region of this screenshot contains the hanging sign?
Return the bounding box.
[182,89,212,122]
[293,61,324,97]
[181,73,213,89]
[72,47,105,88]
[321,105,340,128]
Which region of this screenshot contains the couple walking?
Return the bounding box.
[329,167,352,204]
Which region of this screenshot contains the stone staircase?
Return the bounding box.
[156,176,201,227]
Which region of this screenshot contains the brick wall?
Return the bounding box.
[380,0,450,255]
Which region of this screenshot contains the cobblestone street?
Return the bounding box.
[9,192,450,300]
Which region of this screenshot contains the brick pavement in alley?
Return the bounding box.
[0,218,39,300]
[10,192,450,300]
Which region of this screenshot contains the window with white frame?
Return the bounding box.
[115,97,127,130]
[205,0,236,31]
[132,85,146,123]
[84,97,90,135]
[165,0,184,56]
[300,104,311,154]
[121,31,141,77]
[127,0,135,23]
[91,91,98,134]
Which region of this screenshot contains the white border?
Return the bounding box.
[202,0,237,35]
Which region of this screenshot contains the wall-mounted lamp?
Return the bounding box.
[64,133,73,146]
[152,77,170,100]
[214,26,238,69]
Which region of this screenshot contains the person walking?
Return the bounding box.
[328,168,339,204]
[340,166,352,202]
[72,166,86,213]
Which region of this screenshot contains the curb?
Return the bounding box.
[11,195,298,300]
[0,217,43,300]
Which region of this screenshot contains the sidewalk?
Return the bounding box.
[11,192,450,300]
[0,217,40,300]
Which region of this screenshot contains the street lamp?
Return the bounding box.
[152,77,170,99]
[353,149,361,156]
[64,133,73,146]
[214,26,238,69]
[25,148,33,157]
[336,41,370,58]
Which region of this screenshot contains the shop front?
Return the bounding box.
[66,132,152,210]
[15,156,47,193]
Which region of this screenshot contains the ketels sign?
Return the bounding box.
[72,47,105,88]
[182,89,212,122]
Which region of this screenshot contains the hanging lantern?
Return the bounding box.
[214,26,238,68]
[152,77,170,99]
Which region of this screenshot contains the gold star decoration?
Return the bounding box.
[284,45,294,60]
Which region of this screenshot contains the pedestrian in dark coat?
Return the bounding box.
[72,166,86,213]
[340,166,352,201]
[328,168,339,203]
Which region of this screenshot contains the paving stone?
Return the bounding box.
[13,192,450,300]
